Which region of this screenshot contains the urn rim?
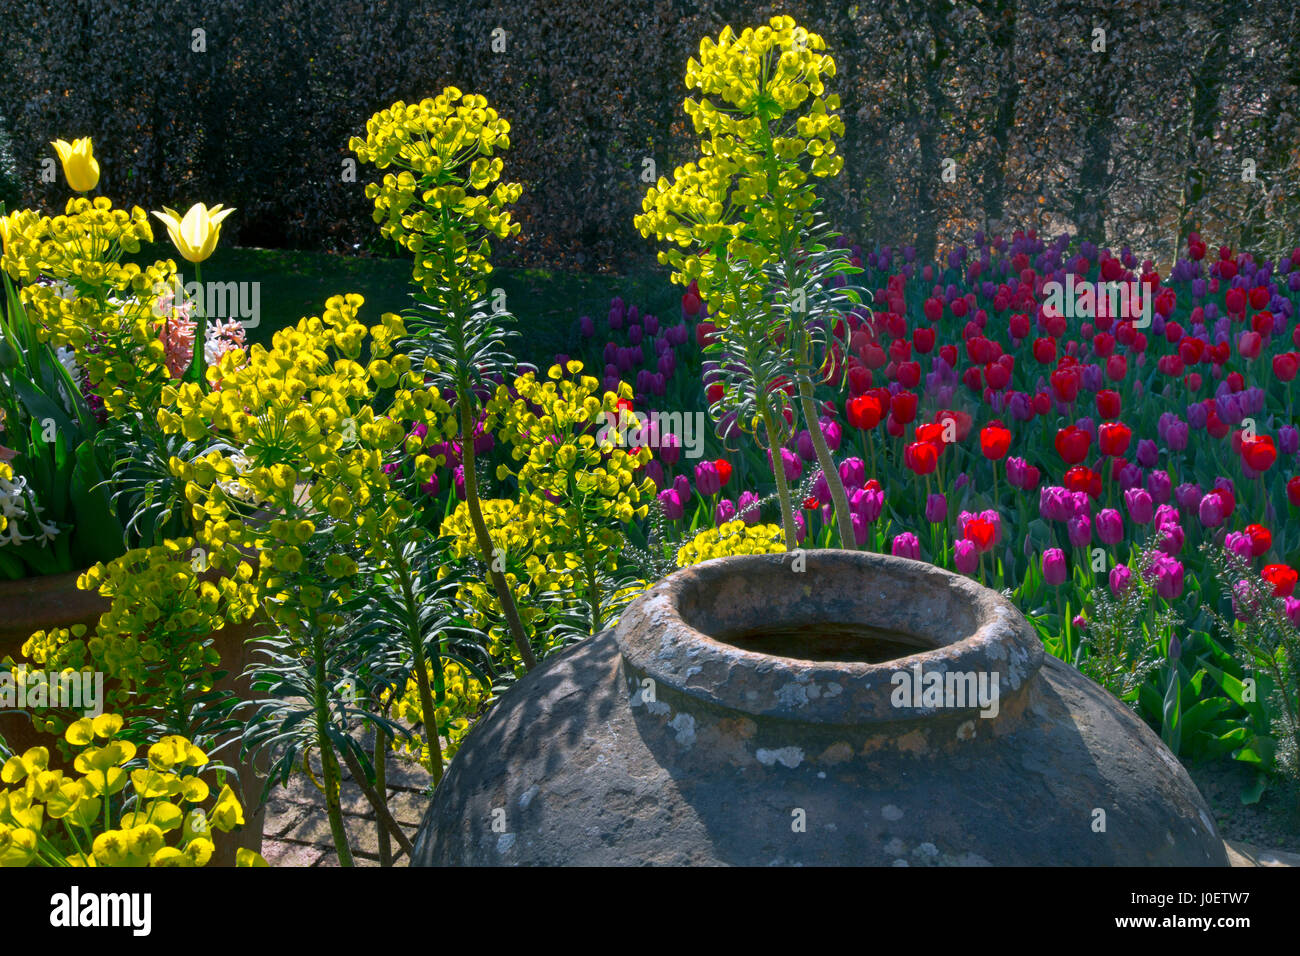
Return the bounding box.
[615,549,1043,724]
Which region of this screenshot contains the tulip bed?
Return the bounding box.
[549,229,1300,800]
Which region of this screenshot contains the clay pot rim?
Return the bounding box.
[615,549,1043,725]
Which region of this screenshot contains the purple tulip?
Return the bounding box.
[1198,493,1224,528]
[853,487,884,523]
[1154,504,1181,530]
[1124,488,1154,525]
[819,418,842,452]
[1149,553,1185,600]
[1095,508,1124,545]
[1118,462,1143,491]
[953,539,978,575]
[420,473,439,497]
[1109,563,1133,596]
[1042,548,1068,586]
[658,488,684,521]
[1286,596,1300,627]
[715,499,736,524]
[925,493,947,524]
[453,465,467,501]
[839,457,866,490]
[694,461,722,497]
[672,474,691,504]
[1223,531,1253,560]
[850,512,869,547]
[1158,522,1185,555]
[659,433,681,466]
[891,532,921,560]
[737,491,761,526]
[1135,438,1158,469]
[579,315,595,338]
[1039,485,1073,522]
[1175,483,1203,512]
[812,471,832,507]
[793,511,807,545]
[796,430,816,462]
[768,447,802,482]
[644,459,665,489]
[1067,514,1092,547]
[1147,469,1172,505]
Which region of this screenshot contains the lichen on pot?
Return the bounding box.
[412,550,1228,866]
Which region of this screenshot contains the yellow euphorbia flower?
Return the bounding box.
[50,138,100,192]
[151,203,235,262]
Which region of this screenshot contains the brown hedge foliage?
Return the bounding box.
[3,0,1298,271]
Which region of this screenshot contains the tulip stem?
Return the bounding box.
[189,261,206,387]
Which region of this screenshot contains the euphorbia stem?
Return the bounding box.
[374,726,392,866]
[311,624,353,866]
[457,391,538,671]
[760,404,798,550]
[394,547,446,785]
[798,380,855,549]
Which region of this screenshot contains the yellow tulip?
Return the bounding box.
[50,138,100,192]
[151,203,235,263]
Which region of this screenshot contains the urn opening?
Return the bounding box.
[708,621,936,664]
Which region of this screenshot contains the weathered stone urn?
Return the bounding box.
[412,551,1228,866]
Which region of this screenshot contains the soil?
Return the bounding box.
[1186,758,1300,855]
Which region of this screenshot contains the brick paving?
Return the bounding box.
[257,732,434,868]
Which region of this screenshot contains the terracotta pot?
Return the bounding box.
[412,551,1229,866]
[0,567,266,866]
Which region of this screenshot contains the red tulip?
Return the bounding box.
[1105,354,1127,381]
[1249,286,1270,310]
[706,382,724,404]
[904,440,938,476]
[1241,435,1277,472]
[1244,524,1272,557]
[1032,392,1051,416]
[1262,564,1298,597]
[890,391,918,425]
[1032,337,1056,364]
[714,459,733,487]
[965,517,997,553]
[1050,367,1079,403]
[985,362,1010,390]
[980,421,1012,460]
[1063,465,1102,499]
[1238,331,1263,360]
[939,344,958,367]
[1273,352,1299,382]
[1289,476,1300,508]
[846,395,883,430]
[1096,390,1121,420]
[935,409,973,441]
[913,327,935,353]
[915,422,947,451]
[1098,422,1132,457]
[896,360,921,388]
[1225,288,1246,315]
[1055,425,1092,464]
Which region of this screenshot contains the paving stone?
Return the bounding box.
[262,800,310,839]
[384,788,430,827]
[261,839,325,868]
[383,757,434,792]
